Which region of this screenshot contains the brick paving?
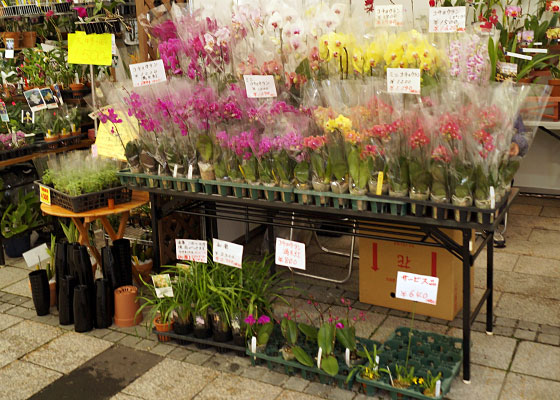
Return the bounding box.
[0,195,558,399]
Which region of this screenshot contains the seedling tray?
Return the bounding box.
[117,169,201,193]
[35,180,132,213]
[0,145,34,161]
[356,327,462,399]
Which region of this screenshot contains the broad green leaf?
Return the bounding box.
[293,346,314,367]
[298,323,318,341]
[321,355,339,376]
[318,323,334,354]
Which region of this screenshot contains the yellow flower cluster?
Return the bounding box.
[325,114,352,133]
[412,377,425,385]
[547,28,560,40]
[318,30,447,77]
[384,30,446,75]
[361,367,379,381]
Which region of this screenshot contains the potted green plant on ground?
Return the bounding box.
[131,241,153,285]
[135,271,175,342]
[171,264,194,336]
[347,344,381,386]
[44,234,57,306]
[1,191,42,257]
[191,262,212,339]
[420,370,442,397]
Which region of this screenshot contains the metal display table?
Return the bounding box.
[132,183,516,383]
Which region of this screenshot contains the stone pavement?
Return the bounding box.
[0,195,558,399]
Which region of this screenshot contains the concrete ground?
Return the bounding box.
[0,195,558,400]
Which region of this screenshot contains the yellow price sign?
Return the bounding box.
[95,107,138,161]
[39,185,51,205]
[68,33,112,66]
[376,172,384,196]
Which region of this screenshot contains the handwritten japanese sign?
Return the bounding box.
[130,60,167,87]
[68,32,112,66]
[395,271,439,305]
[39,184,51,205]
[243,75,277,98]
[213,239,243,268]
[374,5,403,27]
[429,7,466,33]
[387,68,421,95]
[275,238,306,270]
[176,239,207,263]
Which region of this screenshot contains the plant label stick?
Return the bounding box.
[345,348,351,368]
[375,356,379,371]
[387,366,394,386]
[436,380,441,397]
[317,348,322,369]
[376,172,384,195]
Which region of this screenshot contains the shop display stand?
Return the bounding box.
[132,182,517,383]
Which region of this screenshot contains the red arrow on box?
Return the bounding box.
[371,243,379,271]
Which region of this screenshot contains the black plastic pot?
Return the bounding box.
[54,242,68,310]
[73,285,93,332]
[58,275,76,325]
[102,246,119,290]
[111,239,132,287]
[4,234,31,258]
[210,312,232,343]
[174,320,194,335]
[95,279,113,329]
[29,270,50,316]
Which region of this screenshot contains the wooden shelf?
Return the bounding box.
[0,138,93,169]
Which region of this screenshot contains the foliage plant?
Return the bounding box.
[346,344,380,383]
[1,191,42,239]
[421,370,442,397]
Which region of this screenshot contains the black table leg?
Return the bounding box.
[486,231,494,334]
[462,228,471,383]
[149,192,160,272]
[267,210,276,275]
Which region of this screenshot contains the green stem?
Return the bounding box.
[405,302,416,369]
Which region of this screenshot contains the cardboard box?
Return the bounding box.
[359,228,474,321]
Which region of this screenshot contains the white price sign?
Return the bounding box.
[374,5,403,27]
[275,238,306,270]
[395,271,439,305]
[213,239,243,268]
[243,75,277,98]
[387,68,421,95]
[175,239,207,263]
[23,243,50,268]
[429,7,466,33]
[130,60,167,87]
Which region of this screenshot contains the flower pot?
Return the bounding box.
[49,281,56,307]
[69,83,85,93]
[549,79,560,97]
[114,285,142,327]
[29,270,50,316]
[331,179,349,194]
[95,278,113,329]
[21,31,36,48]
[2,32,20,49]
[193,313,211,340]
[280,345,296,361]
[74,284,93,332]
[198,162,215,180]
[174,315,194,335]
[4,233,30,258]
[154,316,173,342]
[210,311,232,342]
[58,275,76,325]
[410,188,430,215]
[132,259,152,285]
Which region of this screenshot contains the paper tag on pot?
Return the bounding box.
[374,5,403,27]
[387,366,394,386]
[196,315,206,326]
[23,243,49,268]
[490,186,496,209]
[176,239,207,263]
[506,51,532,61]
[244,75,277,98]
[522,47,548,54]
[396,271,439,305]
[187,164,193,179]
[153,274,173,298]
[213,239,243,268]
[345,348,351,368]
[275,238,306,270]
[376,172,384,195]
[251,336,257,356]
[429,6,466,33]
[130,60,166,87]
[173,164,178,178]
[317,347,322,369]
[435,380,441,397]
[375,355,379,371]
[387,68,420,95]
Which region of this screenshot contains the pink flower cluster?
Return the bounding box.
[303,135,327,151]
[473,129,495,159]
[409,126,430,150]
[439,115,462,141]
[431,145,451,163]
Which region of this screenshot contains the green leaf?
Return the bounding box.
[295,58,312,80]
[281,318,298,346]
[318,323,334,355]
[294,161,309,184]
[257,322,273,346]
[196,135,213,163]
[488,37,497,81]
[336,326,357,351]
[321,355,339,376]
[292,346,314,367]
[298,323,318,341]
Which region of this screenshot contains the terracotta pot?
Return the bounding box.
[549,79,560,97]
[21,31,36,48]
[132,260,153,285]
[114,285,142,327]
[45,135,60,142]
[2,32,20,49]
[518,77,534,84]
[69,83,85,92]
[49,281,56,307]
[154,316,173,342]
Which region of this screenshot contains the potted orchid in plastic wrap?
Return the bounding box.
[344,129,369,203]
[272,132,301,202]
[408,122,432,214]
[385,118,410,198]
[324,114,351,194]
[255,136,277,200]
